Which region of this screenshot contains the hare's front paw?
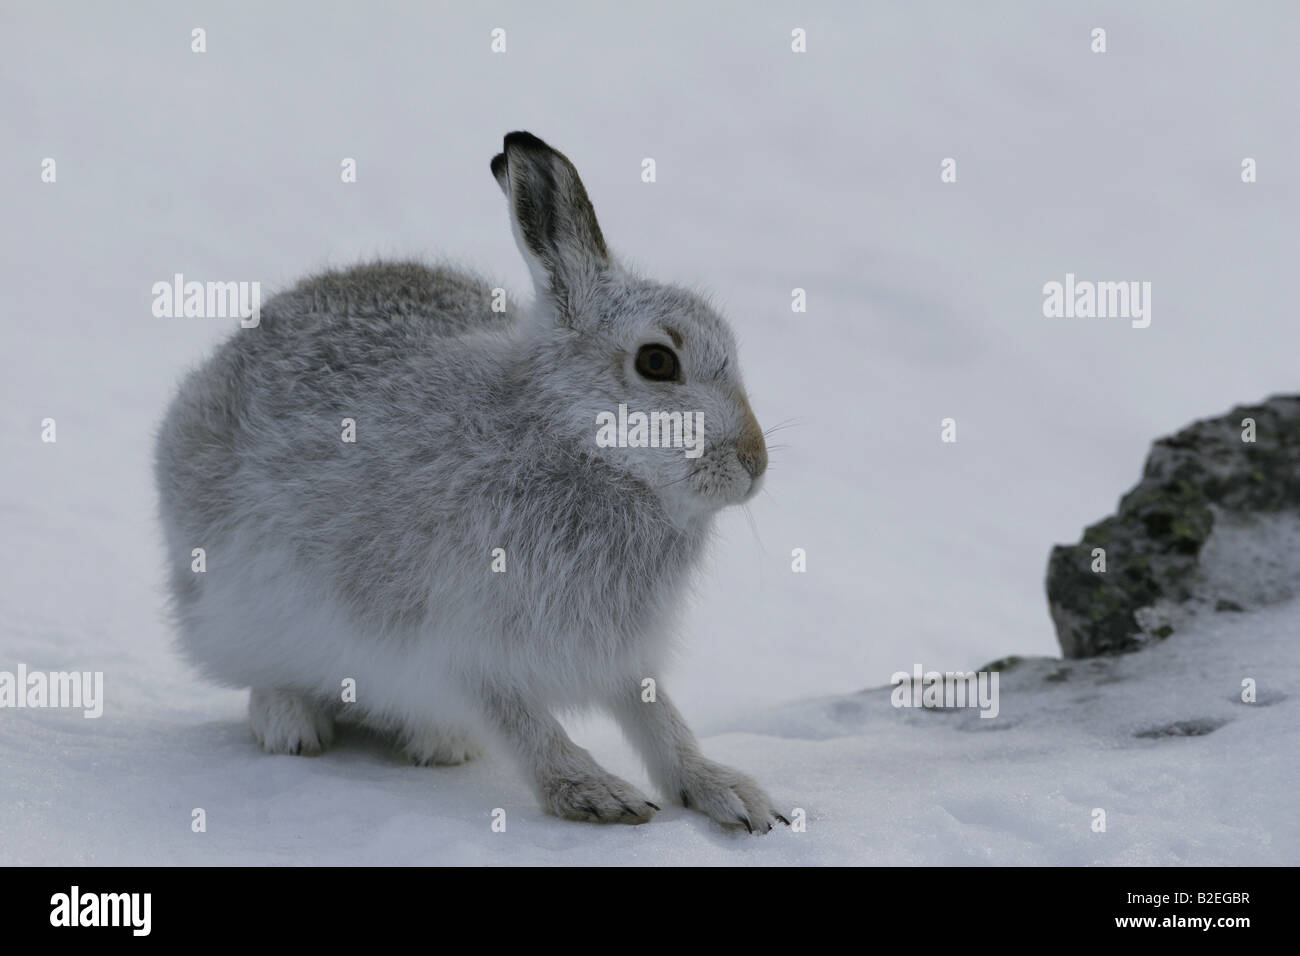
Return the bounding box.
[540,763,660,825]
[677,758,784,834]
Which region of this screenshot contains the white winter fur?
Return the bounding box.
[154,132,780,830]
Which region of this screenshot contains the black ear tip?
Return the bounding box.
[502,130,551,154]
[490,151,508,182]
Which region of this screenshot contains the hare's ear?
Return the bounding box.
[490,132,610,313]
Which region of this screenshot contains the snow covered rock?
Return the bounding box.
[1046,395,1300,658]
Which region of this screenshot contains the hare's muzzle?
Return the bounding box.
[736,399,767,482]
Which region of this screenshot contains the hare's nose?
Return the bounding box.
[733,390,767,480]
[736,427,768,480]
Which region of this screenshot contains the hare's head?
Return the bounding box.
[492,131,766,520]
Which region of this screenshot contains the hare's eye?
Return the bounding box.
[635,344,679,382]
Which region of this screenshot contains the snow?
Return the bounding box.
[3,593,1296,865]
[2,2,1298,864]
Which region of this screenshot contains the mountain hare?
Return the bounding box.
[155,131,782,832]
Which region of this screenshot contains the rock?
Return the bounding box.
[1046,395,1300,658]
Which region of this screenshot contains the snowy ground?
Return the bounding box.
[3,594,1296,865]
[2,2,1298,864]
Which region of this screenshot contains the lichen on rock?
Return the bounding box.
[1046,395,1300,658]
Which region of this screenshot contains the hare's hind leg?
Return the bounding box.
[399,724,484,766]
[249,687,336,756]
